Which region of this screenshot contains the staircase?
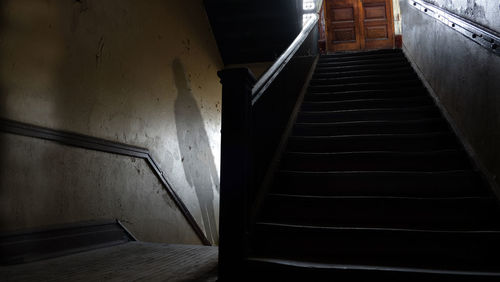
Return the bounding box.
[245,49,500,281]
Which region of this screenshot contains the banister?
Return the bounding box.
[251,13,319,105]
[409,0,500,56]
[218,3,322,278]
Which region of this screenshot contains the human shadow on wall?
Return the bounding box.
[173,58,219,244]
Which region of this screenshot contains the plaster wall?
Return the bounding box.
[393,0,402,35]
[399,0,500,190]
[424,0,500,31]
[0,0,223,244]
[0,133,201,244]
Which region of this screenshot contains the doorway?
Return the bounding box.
[325,0,395,52]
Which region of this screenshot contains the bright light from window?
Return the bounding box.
[303,13,315,27]
[303,0,315,10]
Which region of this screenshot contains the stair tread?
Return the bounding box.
[302,96,429,103]
[256,221,500,233]
[281,150,470,172]
[262,195,500,230]
[320,49,402,58]
[317,56,407,67]
[295,118,444,125]
[273,170,486,197]
[300,106,437,114]
[313,67,415,78]
[287,132,458,152]
[319,53,405,63]
[246,256,500,278]
[290,132,452,139]
[306,86,426,97]
[309,79,421,89]
[315,62,411,72]
[293,119,449,135]
[252,223,500,271]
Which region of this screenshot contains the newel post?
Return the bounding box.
[217,68,256,279]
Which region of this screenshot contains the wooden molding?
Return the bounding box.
[0,118,211,246]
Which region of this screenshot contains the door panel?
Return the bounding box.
[361,0,394,50]
[325,0,394,52]
[326,0,361,51]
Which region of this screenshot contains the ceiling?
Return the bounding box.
[204,0,303,65]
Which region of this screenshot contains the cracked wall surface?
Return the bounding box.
[0,0,223,245]
[424,0,500,31]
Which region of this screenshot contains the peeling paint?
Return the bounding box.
[426,0,497,31]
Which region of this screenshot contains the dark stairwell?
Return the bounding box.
[219,48,500,281]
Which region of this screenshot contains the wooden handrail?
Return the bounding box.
[251,14,319,105]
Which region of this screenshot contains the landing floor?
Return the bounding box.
[1,242,218,281]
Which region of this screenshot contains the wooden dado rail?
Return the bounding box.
[0,118,211,246]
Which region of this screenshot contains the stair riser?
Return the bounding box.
[317,57,408,68]
[319,52,405,63]
[304,88,427,101]
[293,120,450,135]
[273,171,484,197]
[309,80,422,93]
[315,62,411,73]
[313,68,414,79]
[253,226,500,269]
[320,49,402,59]
[301,98,433,111]
[262,197,500,230]
[286,135,459,152]
[281,152,470,171]
[244,260,500,282]
[310,74,417,85]
[297,109,441,123]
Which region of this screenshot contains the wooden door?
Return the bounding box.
[325,0,361,52]
[325,0,394,52]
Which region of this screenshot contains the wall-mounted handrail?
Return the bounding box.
[251,14,319,105]
[409,0,500,56]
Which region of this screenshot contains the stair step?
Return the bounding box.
[272,170,486,197]
[293,119,450,135]
[309,80,422,93]
[301,97,433,111]
[280,150,470,171]
[296,107,441,123]
[252,223,500,272]
[317,56,407,68]
[261,195,500,230]
[315,61,411,73]
[245,257,500,281]
[319,52,405,63]
[320,49,402,59]
[286,133,459,152]
[310,73,416,85]
[313,67,415,79]
[305,87,427,102]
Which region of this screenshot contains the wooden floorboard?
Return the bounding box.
[0,242,218,281]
